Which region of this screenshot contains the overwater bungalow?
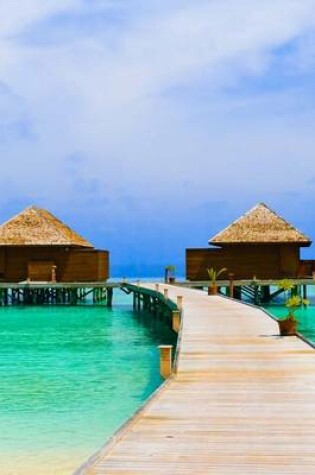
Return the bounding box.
[186,202,315,280]
[0,206,109,282]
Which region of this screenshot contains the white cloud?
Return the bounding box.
[1,0,315,210]
[0,1,77,35]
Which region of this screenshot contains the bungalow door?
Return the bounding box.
[28,260,55,282]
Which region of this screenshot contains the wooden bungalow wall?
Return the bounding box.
[186,245,301,280]
[0,247,109,282]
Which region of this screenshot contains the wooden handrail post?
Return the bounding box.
[176,295,183,311]
[158,345,173,379]
[172,310,181,333]
[229,273,234,298]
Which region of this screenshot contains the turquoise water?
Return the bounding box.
[264,304,315,344]
[263,287,315,344]
[0,292,176,474]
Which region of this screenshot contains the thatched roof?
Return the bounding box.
[0,206,93,247]
[210,203,311,246]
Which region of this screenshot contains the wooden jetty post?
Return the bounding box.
[229,273,234,298]
[158,345,173,379]
[106,288,113,307]
[176,295,183,311]
[143,294,151,312]
[261,285,271,303]
[234,286,241,300]
[172,310,181,333]
[137,292,141,311]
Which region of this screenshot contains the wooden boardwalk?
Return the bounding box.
[76,285,315,474]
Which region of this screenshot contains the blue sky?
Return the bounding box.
[1,0,315,276]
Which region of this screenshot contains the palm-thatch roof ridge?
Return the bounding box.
[209,203,311,246]
[0,206,93,247]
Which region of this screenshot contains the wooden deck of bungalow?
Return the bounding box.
[76,284,315,475]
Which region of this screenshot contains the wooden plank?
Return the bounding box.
[76,285,315,474]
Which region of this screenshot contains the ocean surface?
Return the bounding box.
[0,291,176,474]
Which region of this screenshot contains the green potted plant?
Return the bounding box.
[165,265,176,284]
[207,267,227,295]
[277,280,309,336]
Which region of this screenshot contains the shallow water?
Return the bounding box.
[0,292,176,474]
[263,286,315,344]
[263,304,315,344]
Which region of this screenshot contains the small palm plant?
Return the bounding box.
[277,279,295,292]
[277,280,309,335]
[206,267,227,295]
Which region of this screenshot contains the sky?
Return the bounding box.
[1,0,315,276]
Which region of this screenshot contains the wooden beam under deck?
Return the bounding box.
[0,281,122,290]
[76,284,315,475]
[0,282,123,306]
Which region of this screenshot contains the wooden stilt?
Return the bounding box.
[261,285,271,303]
[234,286,241,300]
[107,288,113,307]
[229,274,234,298]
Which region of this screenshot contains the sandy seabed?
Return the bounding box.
[0,448,91,475]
